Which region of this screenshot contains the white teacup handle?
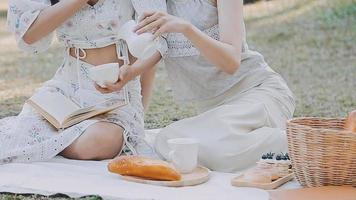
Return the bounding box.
[168,150,183,165]
[168,150,175,162]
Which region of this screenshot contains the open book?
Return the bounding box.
[27,90,128,130]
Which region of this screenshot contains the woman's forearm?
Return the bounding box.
[132,52,161,110]
[131,52,161,77]
[140,65,157,111]
[182,24,241,74]
[23,0,88,44]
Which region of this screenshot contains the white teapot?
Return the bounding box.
[118,20,158,60]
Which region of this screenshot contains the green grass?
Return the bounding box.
[321,0,356,23]
[0,194,102,200]
[0,0,355,199]
[245,0,355,117]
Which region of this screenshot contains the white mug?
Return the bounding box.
[168,138,199,174]
[88,63,120,88]
[118,20,158,59]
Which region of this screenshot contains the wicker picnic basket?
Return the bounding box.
[286,117,356,187]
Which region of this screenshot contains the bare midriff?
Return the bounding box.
[69,44,131,66]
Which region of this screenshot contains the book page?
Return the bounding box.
[30,91,80,124]
[62,90,129,128]
[29,86,130,129]
[63,103,123,128]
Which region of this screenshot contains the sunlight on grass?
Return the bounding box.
[0,1,7,10]
[246,0,355,117]
[244,0,307,21]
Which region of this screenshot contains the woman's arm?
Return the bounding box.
[140,64,157,111]
[23,0,89,44]
[95,0,167,109]
[135,0,244,74]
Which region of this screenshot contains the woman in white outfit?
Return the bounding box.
[135,0,296,172]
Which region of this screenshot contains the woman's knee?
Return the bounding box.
[61,122,124,160]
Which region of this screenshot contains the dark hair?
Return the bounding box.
[50,0,59,5]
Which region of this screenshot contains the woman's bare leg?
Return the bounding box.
[60,122,124,160]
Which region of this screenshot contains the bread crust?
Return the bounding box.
[108,156,182,181]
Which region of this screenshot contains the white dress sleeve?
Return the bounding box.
[130,0,168,58]
[7,0,53,54]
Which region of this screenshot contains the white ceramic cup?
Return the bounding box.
[118,20,158,59]
[88,63,120,88]
[168,138,199,174]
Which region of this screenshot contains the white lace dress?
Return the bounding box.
[1,0,167,164]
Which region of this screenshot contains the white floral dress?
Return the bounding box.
[1,0,167,164]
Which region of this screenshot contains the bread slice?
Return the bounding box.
[108,156,182,181]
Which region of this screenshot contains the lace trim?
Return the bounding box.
[166,24,219,57]
[166,24,248,58]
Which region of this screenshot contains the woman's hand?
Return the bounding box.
[134,11,191,38]
[136,1,244,75]
[94,51,161,98]
[95,64,134,94]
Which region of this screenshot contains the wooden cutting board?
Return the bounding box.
[119,166,211,187]
[231,172,295,190]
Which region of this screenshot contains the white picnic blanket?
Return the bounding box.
[0,130,301,200]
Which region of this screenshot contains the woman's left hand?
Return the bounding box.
[95,64,134,94]
[134,11,190,38]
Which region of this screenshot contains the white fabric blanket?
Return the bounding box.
[0,130,301,200]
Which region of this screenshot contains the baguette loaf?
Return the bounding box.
[108,156,181,181]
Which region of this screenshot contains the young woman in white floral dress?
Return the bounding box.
[0,0,167,164]
[133,0,296,172]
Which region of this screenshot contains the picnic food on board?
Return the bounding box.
[108,156,182,181]
[231,152,294,189]
[243,170,272,184]
[344,110,356,132]
[242,152,292,183]
[258,152,291,179]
